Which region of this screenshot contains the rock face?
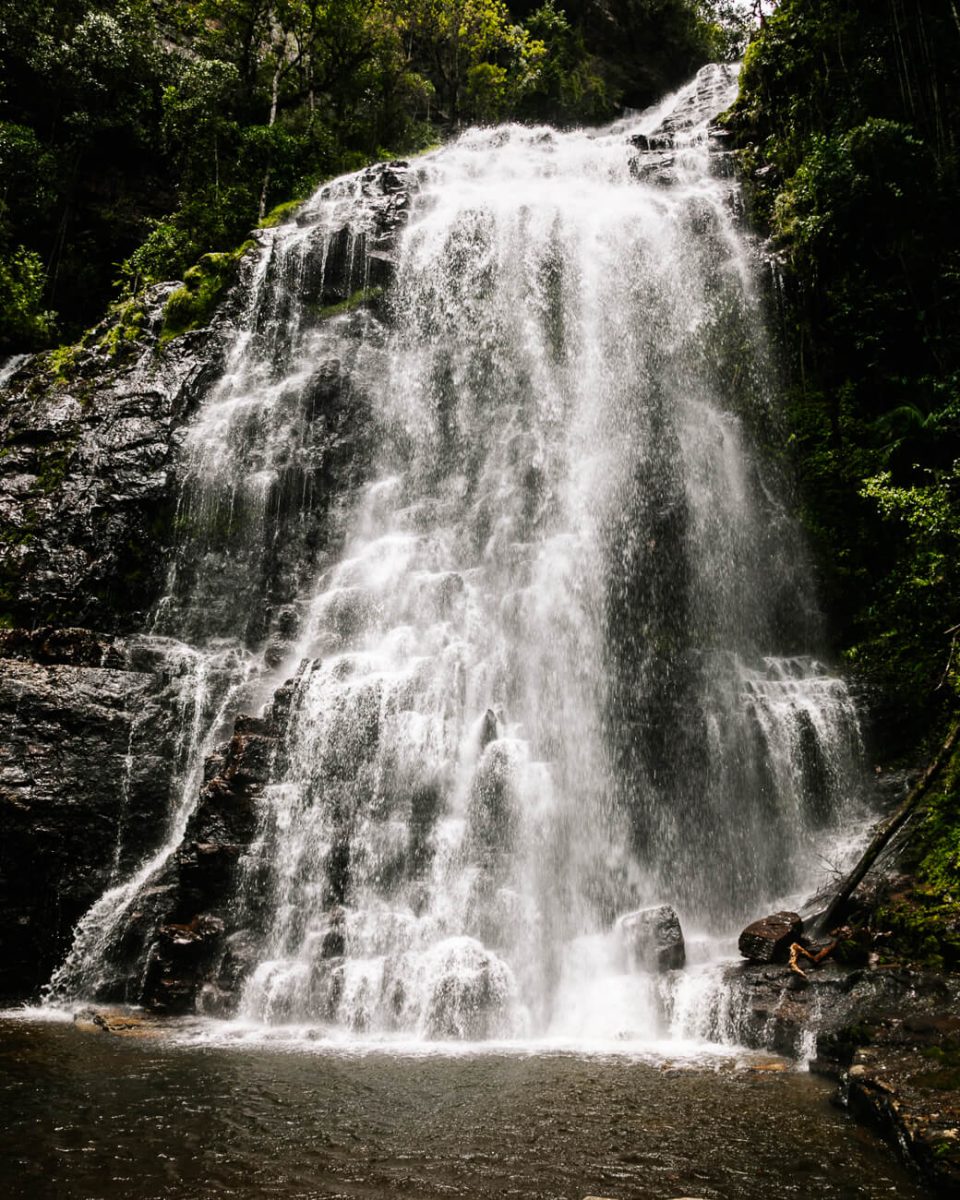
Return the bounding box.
[137,696,292,1014]
[0,631,178,1002]
[0,281,237,633]
[694,952,960,1189]
[619,905,686,972]
[738,911,803,963]
[0,161,415,1008]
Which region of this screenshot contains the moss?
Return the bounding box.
[159,240,257,348]
[872,740,960,969]
[35,448,74,495]
[46,343,84,384]
[911,1065,960,1091]
[259,199,303,228]
[99,299,147,358]
[318,287,383,320]
[817,1021,875,1066]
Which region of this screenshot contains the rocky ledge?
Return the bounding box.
[726,907,960,1192]
[815,1012,960,1193]
[137,689,293,1015]
[0,280,242,633]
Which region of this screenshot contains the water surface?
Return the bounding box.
[0,1017,927,1199]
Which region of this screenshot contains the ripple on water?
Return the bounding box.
[0,1017,930,1200]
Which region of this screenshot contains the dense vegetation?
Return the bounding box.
[729,0,960,963]
[0,0,743,349]
[728,0,960,747]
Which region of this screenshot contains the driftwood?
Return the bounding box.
[788,939,838,979]
[817,718,960,935]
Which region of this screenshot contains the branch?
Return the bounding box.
[817,717,960,934]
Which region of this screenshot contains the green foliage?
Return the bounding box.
[318,287,384,319]
[398,0,549,123]
[46,343,84,384]
[99,298,147,358]
[521,1,610,122]
[259,199,303,228]
[875,745,960,971]
[0,0,727,349]
[160,242,256,347]
[0,247,55,347]
[729,0,960,741]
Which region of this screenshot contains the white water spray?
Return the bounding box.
[50,65,866,1044]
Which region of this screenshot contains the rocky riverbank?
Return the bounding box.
[725,907,960,1192]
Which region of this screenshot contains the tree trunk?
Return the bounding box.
[817,718,960,933]
[259,52,283,222]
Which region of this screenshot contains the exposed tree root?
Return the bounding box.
[788,939,838,979]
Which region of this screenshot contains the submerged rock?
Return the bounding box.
[738,911,803,964]
[618,905,686,972]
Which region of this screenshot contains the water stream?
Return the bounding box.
[48,64,867,1048]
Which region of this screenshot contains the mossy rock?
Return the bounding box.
[259,199,304,228]
[318,287,383,320]
[159,240,257,348]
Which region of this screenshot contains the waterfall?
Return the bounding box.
[49,64,866,1042]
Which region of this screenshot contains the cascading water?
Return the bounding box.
[49,64,866,1043]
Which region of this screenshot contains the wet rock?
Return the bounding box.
[0,626,126,668]
[738,911,803,963]
[0,176,385,1009]
[422,938,517,1039]
[298,162,416,307]
[629,132,675,152]
[630,152,677,184]
[0,640,176,1002]
[467,742,519,869]
[0,282,235,633]
[137,707,284,1013]
[618,904,686,972]
[711,949,960,1185]
[478,708,499,748]
[320,908,347,959]
[217,930,262,993]
[814,1009,960,1192]
[141,915,227,1014]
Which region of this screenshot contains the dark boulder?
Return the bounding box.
[618,904,686,972]
[141,914,226,1015]
[738,911,803,964]
[629,132,675,152]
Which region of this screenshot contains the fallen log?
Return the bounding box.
[817,718,960,934]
